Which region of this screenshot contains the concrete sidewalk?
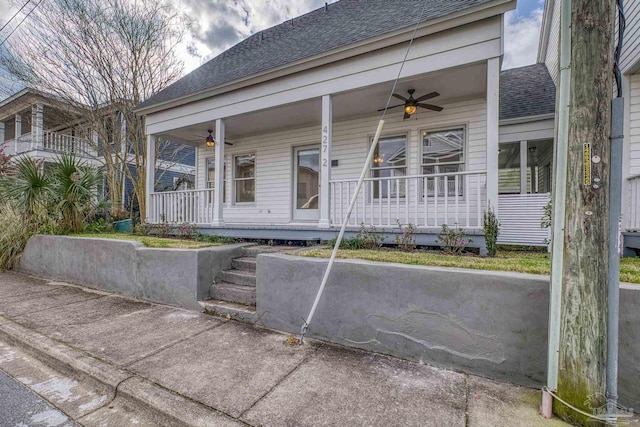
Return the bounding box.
[0,271,571,426]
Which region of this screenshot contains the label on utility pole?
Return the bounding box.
[583,143,592,186]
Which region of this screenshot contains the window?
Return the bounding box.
[234,153,255,203]
[207,157,226,202]
[173,176,193,191]
[371,135,407,198]
[421,127,465,197]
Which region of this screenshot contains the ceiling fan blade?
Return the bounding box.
[377,104,404,112]
[392,94,408,102]
[403,112,411,120]
[415,91,440,102]
[417,103,444,112]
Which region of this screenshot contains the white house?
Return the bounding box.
[136,0,529,250]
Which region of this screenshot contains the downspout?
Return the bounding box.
[542,0,571,418]
[607,0,626,419]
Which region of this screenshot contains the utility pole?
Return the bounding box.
[553,0,616,425]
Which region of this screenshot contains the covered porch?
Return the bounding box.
[0,92,97,160]
[145,59,500,248]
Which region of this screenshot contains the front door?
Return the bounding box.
[293,146,320,221]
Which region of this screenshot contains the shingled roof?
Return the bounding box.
[138,0,495,111]
[500,63,556,121]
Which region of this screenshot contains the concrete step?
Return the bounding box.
[200,300,258,323]
[232,257,256,272]
[209,282,256,306]
[217,269,256,287]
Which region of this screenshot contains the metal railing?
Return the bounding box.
[329,170,487,228]
[627,175,640,231]
[149,189,216,224]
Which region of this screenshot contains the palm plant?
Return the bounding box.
[50,154,106,233]
[0,156,50,224]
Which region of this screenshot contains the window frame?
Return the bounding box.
[369,133,408,200]
[420,125,467,198]
[233,152,256,205]
[206,156,226,204]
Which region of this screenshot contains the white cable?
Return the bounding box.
[299,0,432,343]
[542,387,631,423]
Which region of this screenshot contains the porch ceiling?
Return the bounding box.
[159,62,487,145]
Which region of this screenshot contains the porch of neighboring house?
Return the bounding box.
[145,59,502,250]
[0,99,97,162]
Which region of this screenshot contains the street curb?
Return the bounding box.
[0,319,243,426]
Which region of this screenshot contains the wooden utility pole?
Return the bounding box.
[554,0,615,425]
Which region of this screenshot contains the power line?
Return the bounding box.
[0,0,31,34]
[0,0,44,48]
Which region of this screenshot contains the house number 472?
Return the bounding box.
[322,126,329,166]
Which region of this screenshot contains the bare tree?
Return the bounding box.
[0,0,189,220]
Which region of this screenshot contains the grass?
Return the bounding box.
[299,248,640,284]
[73,233,220,249]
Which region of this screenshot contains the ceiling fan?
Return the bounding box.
[186,130,234,147]
[379,89,444,119]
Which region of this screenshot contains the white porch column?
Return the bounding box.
[31,103,43,150]
[319,94,332,228]
[0,122,4,146]
[486,57,500,215]
[14,114,21,153]
[145,134,156,223]
[212,118,225,226]
[520,140,528,194]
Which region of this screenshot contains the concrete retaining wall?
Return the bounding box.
[19,235,246,310]
[256,254,640,410]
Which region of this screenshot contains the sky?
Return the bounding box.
[0,0,545,96]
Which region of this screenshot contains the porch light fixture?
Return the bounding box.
[404,105,418,116]
[205,130,215,147]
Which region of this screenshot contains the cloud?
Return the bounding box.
[175,0,335,71]
[503,7,544,70]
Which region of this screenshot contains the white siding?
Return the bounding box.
[497,193,551,246]
[542,0,561,85]
[630,74,640,175]
[196,98,487,225]
[621,0,640,73]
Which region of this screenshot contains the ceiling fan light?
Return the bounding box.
[405,105,417,115]
[205,130,215,147]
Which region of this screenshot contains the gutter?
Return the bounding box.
[135,0,516,115]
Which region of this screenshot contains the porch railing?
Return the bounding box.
[149,189,215,224]
[3,131,92,156]
[42,131,91,155]
[329,170,487,229]
[628,175,640,231]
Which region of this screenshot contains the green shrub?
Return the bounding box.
[437,223,471,254]
[395,220,417,252]
[331,223,384,250]
[483,206,500,258]
[0,202,33,270]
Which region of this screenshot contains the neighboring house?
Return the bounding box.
[0,89,195,214]
[537,0,640,255]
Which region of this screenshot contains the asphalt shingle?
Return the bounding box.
[138,0,494,110]
[499,64,556,121]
